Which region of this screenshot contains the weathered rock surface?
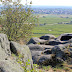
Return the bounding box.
[39,45,54,50]
[10,41,33,69]
[56,33,72,41]
[27,37,47,44]
[0,60,24,72]
[28,44,44,51]
[0,33,11,60]
[40,34,56,40]
[47,39,62,45]
[31,51,42,64]
[27,33,72,66]
[0,33,33,72]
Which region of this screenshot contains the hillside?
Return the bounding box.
[32,6,72,15]
[32,14,72,37]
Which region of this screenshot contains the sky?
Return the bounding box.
[21,0,72,6]
[0,0,72,6]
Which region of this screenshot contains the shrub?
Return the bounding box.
[0,0,37,43]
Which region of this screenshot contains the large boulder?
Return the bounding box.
[28,44,55,65]
[42,49,52,54]
[48,39,62,45]
[10,41,33,69]
[0,34,24,72]
[39,45,54,50]
[27,37,47,44]
[27,33,72,66]
[0,33,11,60]
[51,44,71,61]
[31,51,42,64]
[0,60,24,72]
[56,33,72,41]
[31,51,54,65]
[37,54,56,66]
[28,44,44,51]
[40,34,56,40]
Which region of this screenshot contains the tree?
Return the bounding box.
[0,0,36,43]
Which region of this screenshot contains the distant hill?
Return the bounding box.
[1,5,72,15]
[31,6,72,15]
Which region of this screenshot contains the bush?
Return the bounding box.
[0,0,37,43]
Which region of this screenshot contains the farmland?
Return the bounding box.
[32,14,72,37]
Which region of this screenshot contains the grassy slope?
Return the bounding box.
[38,14,72,24]
[32,14,72,37]
[32,24,72,37]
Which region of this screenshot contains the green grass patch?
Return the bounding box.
[32,24,72,37]
[38,14,72,24]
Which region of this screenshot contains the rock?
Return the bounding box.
[0,60,24,72]
[32,55,40,64]
[32,54,54,65]
[31,51,42,56]
[0,33,11,60]
[0,47,9,60]
[70,43,72,47]
[0,33,11,56]
[69,48,72,57]
[40,34,56,40]
[48,39,62,45]
[44,39,68,45]
[42,49,52,54]
[27,37,47,44]
[28,44,44,51]
[10,41,33,69]
[51,45,71,61]
[0,34,24,72]
[39,45,54,50]
[68,38,72,43]
[31,51,42,64]
[27,33,72,66]
[56,33,72,41]
[38,54,55,65]
[51,45,65,58]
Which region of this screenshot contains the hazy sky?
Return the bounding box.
[21,0,72,6]
[0,0,72,6]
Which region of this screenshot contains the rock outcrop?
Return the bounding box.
[0,33,72,71]
[0,60,24,72]
[27,33,72,66]
[10,41,33,69]
[27,37,48,44]
[0,33,33,72]
[0,33,11,60]
[40,34,56,40]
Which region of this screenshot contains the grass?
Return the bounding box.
[36,63,72,72]
[38,14,72,24]
[32,24,72,37]
[32,14,72,37]
[37,62,72,72]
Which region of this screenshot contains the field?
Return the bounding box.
[32,14,72,37]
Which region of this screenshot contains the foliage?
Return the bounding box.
[16,54,39,72]
[41,65,51,71]
[0,0,36,43]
